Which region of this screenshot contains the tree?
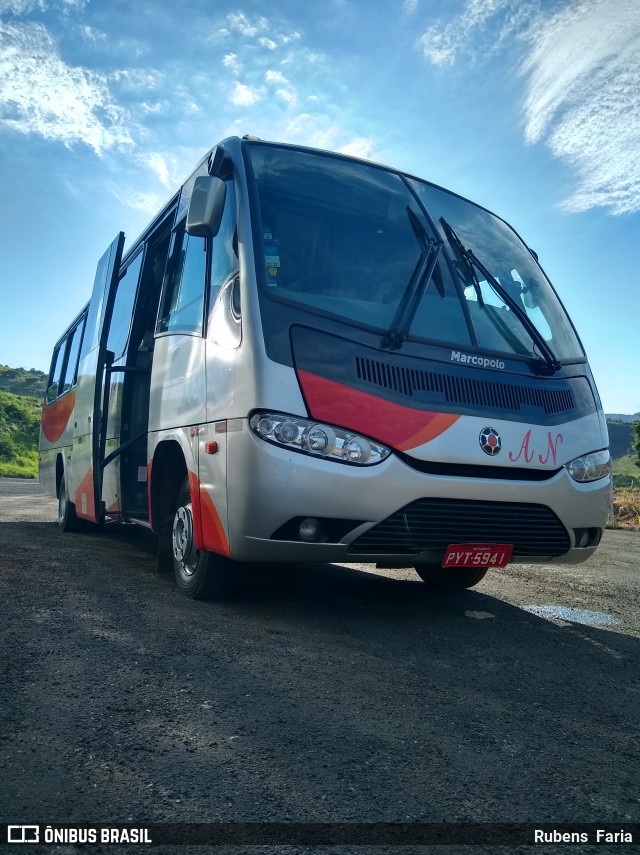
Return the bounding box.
[633,416,640,469]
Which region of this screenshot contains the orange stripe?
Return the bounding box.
[188,470,230,557]
[74,466,97,522]
[297,370,459,451]
[200,487,231,557]
[396,412,460,451]
[41,391,75,444]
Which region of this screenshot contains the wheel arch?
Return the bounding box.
[55,453,65,499]
[149,439,188,536]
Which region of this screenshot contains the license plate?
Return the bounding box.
[441,543,514,569]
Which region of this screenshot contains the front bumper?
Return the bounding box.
[224,421,610,566]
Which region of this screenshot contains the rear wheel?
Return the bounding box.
[414,562,488,590]
[172,478,235,600]
[58,475,82,532]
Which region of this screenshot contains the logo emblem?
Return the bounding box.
[479,427,501,456]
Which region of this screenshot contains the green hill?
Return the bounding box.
[0,364,47,398]
[0,390,41,478]
[606,419,634,459]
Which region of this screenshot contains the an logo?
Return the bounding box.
[479,427,501,456]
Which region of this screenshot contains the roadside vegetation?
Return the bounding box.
[0,365,47,478]
[0,390,41,479]
[610,419,640,530]
[610,487,640,531]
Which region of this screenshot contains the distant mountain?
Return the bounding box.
[606,413,640,423]
[606,420,634,459]
[0,364,47,399]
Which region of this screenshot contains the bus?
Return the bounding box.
[39,136,611,599]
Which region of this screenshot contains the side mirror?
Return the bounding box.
[186,176,226,238]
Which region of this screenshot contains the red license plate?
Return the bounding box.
[441,543,514,569]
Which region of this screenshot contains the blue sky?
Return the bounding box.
[1,0,638,414]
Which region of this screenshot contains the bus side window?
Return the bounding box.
[107,251,144,359]
[46,341,65,403]
[158,228,207,335]
[60,316,86,395]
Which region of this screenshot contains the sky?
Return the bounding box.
[0,0,638,414]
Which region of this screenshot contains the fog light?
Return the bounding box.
[575,528,590,548]
[299,517,321,542]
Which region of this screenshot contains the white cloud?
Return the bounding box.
[265,69,297,105]
[0,0,46,13]
[229,81,262,106]
[222,52,241,74]
[522,0,640,215]
[0,20,133,154]
[418,0,534,66]
[79,24,106,42]
[257,36,277,50]
[280,31,301,44]
[417,0,640,215]
[339,136,375,159]
[110,68,162,91]
[225,11,267,38]
[282,114,375,157]
[112,186,165,214]
[136,151,171,187]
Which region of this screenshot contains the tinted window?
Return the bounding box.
[158,230,207,334]
[46,343,64,403]
[60,316,85,394]
[107,251,144,357]
[249,145,471,346]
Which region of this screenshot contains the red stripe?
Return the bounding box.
[188,471,231,557]
[296,370,459,451]
[41,391,75,444]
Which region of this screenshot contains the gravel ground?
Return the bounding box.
[0,478,639,855]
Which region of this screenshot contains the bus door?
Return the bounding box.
[110,231,172,521]
[72,232,124,524]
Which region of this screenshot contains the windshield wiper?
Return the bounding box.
[439,218,561,374]
[382,208,442,350]
[439,218,484,308]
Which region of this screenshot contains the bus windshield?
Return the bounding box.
[248,144,584,363]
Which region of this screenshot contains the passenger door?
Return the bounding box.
[72,233,125,523]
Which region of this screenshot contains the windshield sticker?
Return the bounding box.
[451,350,505,370]
[264,237,280,286]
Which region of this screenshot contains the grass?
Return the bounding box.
[0,449,38,479]
[612,453,640,488]
[609,486,640,531]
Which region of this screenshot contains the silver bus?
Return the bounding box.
[39,136,611,598]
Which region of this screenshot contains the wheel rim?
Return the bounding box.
[172,503,198,576]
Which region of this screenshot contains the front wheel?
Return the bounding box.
[171,478,235,600]
[414,563,488,590]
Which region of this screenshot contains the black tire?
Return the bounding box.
[171,478,235,600]
[414,562,488,590]
[58,474,82,532]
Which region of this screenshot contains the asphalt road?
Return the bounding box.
[0,478,639,854]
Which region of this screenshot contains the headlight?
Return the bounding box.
[249,411,391,466]
[565,449,611,483]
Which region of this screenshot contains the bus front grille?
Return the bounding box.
[355,356,575,416]
[348,498,570,557]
